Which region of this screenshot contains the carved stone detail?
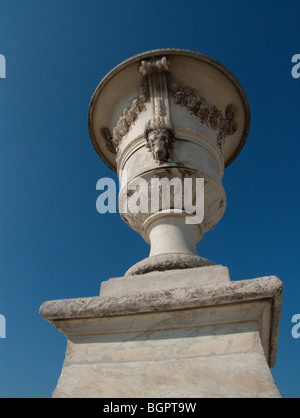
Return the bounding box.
[140,57,172,130]
[140,57,175,164]
[100,127,116,154]
[145,125,175,164]
[167,75,238,150]
[101,58,238,157]
[101,78,149,154]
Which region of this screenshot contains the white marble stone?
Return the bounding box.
[40,275,283,398]
[38,50,283,399]
[88,49,251,273]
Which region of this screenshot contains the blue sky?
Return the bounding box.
[0,0,299,398]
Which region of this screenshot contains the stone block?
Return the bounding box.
[100,265,230,297]
[40,274,283,398]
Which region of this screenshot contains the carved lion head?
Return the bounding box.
[145,128,174,164]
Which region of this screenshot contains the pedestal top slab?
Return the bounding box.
[100,265,230,297]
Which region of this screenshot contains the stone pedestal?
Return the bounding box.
[39,267,283,398]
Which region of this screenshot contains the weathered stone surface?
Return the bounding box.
[53,341,280,398]
[125,253,215,276]
[101,265,230,297]
[39,50,282,398]
[40,275,283,398]
[88,49,251,273]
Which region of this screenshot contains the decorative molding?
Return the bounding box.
[101,58,238,157]
[140,57,175,164]
[139,57,172,130]
[167,75,238,150]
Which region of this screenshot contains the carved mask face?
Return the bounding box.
[146,128,174,164]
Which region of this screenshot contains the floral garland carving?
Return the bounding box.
[167,75,238,149]
[101,71,238,155]
[101,78,149,154]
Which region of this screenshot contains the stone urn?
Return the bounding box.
[39,50,283,399]
[88,49,250,275]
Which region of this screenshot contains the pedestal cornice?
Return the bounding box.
[40,275,282,368]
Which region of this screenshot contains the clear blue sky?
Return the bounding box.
[0,0,299,398]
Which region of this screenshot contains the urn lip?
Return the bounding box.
[88,48,251,172]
